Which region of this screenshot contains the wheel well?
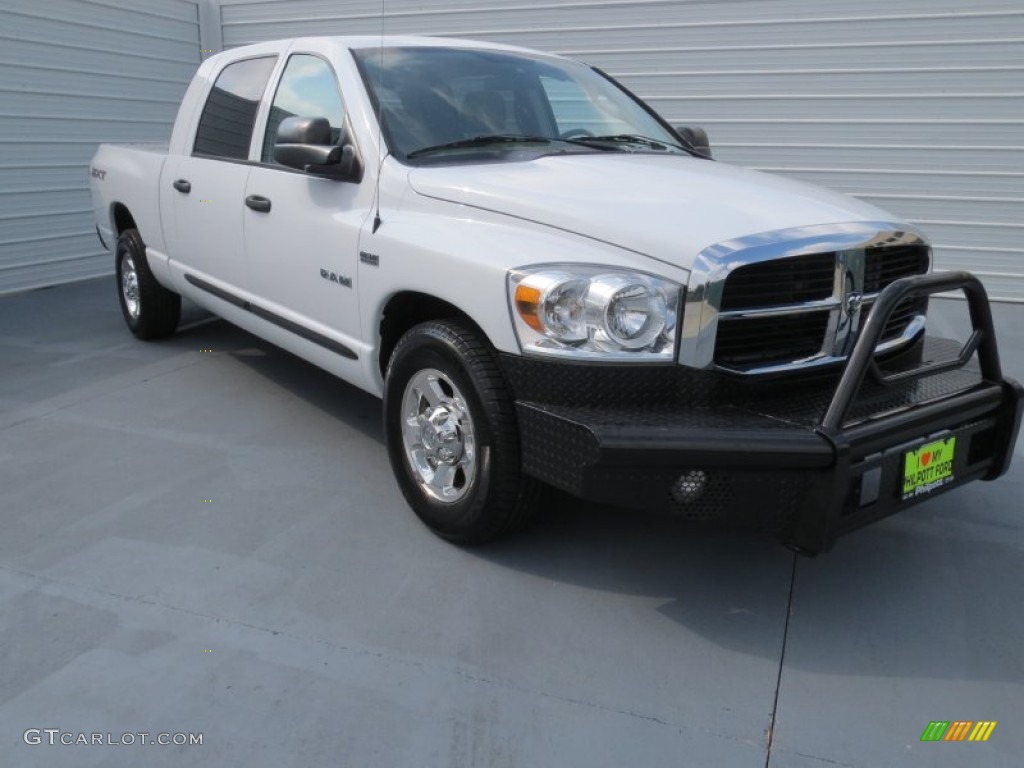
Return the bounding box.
[378,292,485,374]
[111,203,136,236]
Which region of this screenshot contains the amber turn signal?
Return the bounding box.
[514,284,545,332]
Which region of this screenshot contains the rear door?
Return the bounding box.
[165,55,277,289]
[242,51,372,348]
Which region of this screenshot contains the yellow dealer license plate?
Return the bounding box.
[902,436,957,501]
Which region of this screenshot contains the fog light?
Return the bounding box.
[672,469,707,504]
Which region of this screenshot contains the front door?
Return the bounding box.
[243,53,372,349]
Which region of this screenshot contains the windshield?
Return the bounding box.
[352,46,686,163]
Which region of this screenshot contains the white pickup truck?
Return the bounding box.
[90,36,1022,553]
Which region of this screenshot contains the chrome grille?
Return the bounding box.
[716,311,831,367]
[864,244,930,293]
[872,295,930,343]
[711,242,930,372]
[719,253,834,311]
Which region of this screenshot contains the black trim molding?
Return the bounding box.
[184,273,358,360]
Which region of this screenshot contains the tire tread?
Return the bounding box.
[386,319,541,543]
[117,228,180,340]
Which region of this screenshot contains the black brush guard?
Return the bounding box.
[509,272,1023,554]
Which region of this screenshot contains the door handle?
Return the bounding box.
[172,179,191,193]
[245,195,271,213]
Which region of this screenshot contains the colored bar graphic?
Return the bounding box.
[921,720,997,742]
[921,722,950,742]
[969,722,997,742]
[944,721,973,741]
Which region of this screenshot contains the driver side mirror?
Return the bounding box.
[273,116,363,182]
[674,125,712,158]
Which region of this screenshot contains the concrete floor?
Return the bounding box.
[0,277,1021,767]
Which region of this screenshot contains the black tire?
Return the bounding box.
[115,227,180,339]
[384,320,541,543]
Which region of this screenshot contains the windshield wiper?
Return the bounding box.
[407,135,562,159]
[573,134,685,152]
[405,133,670,159]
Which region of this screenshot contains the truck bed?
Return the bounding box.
[89,143,170,258]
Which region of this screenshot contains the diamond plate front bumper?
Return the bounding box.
[504,273,1023,554]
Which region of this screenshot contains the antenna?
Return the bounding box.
[371,0,385,234]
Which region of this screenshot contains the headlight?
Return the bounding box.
[509,266,681,360]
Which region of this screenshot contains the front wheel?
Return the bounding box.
[384,320,540,543]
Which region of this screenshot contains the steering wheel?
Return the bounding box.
[560,128,594,139]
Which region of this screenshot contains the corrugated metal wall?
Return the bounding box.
[219,0,1024,301]
[0,0,201,295]
[4,1,1017,299]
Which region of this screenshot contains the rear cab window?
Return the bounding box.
[193,56,277,159]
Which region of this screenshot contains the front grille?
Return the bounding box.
[713,243,930,370]
[871,295,929,343]
[715,311,830,367]
[864,244,930,293]
[719,252,834,311]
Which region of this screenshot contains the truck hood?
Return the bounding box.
[408,154,896,267]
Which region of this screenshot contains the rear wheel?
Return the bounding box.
[384,320,540,543]
[115,228,180,339]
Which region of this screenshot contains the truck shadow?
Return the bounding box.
[172,312,386,446]
[476,481,1024,685]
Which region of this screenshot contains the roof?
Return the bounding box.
[218,35,557,58]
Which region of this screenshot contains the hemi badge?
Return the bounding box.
[360,251,380,267]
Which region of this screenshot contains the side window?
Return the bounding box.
[262,54,346,163]
[193,56,277,160]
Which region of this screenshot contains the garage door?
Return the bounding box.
[220,0,1024,301]
[0,0,201,295]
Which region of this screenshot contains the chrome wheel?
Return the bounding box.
[400,368,477,503]
[120,252,140,320]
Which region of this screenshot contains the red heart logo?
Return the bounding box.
[921,452,932,467]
